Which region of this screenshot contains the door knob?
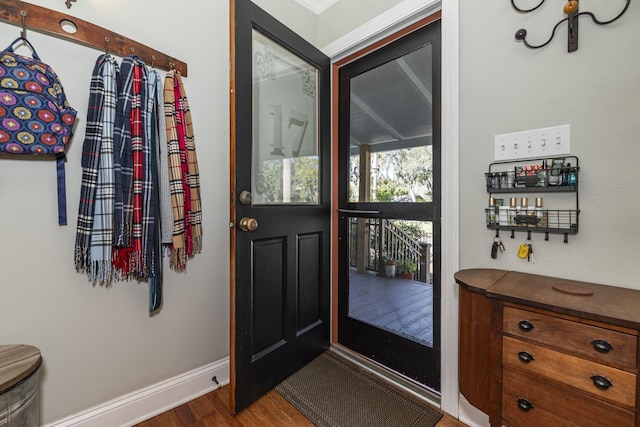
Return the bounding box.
[239,217,259,232]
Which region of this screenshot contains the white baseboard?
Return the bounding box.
[44,357,230,427]
[458,395,490,427]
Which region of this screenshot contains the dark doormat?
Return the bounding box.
[275,351,443,427]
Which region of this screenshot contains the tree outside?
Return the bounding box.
[350,145,432,203]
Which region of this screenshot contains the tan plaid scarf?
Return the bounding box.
[164,70,201,270]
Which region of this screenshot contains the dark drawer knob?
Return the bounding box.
[518,320,535,332]
[591,339,614,353]
[591,375,613,390]
[518,351,535,363]
[517,398,534,412]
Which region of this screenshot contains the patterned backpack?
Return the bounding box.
[0,37,77,225]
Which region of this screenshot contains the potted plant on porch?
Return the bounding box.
[395,258,417,280]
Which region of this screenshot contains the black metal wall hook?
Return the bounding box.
[512,0,631,52]
[511,0,546,13]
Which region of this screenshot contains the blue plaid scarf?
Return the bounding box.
[88,56,118,283]
[74,55,108,274]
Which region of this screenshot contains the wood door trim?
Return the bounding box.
[330,11,442,345]
[229,0,237,413]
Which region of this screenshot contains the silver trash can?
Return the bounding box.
[0,345,41,427]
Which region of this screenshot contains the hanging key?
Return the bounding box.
[517,243,529,259]
[491,237,505,259]
[491,240,499,259]
[528,243,535,263]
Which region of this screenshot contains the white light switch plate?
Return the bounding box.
[494,124,571,161]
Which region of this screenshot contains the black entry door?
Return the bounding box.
[337,21,442,392]
[230,0,331,413]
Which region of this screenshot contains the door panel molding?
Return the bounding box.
[297,232,323,331]
[251,237,286,356]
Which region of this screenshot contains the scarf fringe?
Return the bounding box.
[169,246,187,272]
[111,248,156,279]
[89,260,114,285]
[193,236,202,254]
[74,246,91,271]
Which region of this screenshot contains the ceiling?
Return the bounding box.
[349,42,433,154]
[294,0,339,14]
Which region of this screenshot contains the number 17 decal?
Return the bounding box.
[288,108,308,157]
[270,105,309,157]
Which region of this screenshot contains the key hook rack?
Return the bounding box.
[511,0,631,52]
[485,156,580,244]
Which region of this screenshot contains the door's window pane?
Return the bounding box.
[349,44,433,203]
[252,30,320,205]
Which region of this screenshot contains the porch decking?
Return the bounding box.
[348,269,434,347]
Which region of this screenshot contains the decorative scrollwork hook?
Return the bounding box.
[511,0,546,13]
[512,0,631,52]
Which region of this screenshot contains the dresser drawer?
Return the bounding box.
[503,336,636,409]
[502,368,635,427]
[503,306,637,370]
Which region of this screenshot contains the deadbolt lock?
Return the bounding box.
[239,191,252,205]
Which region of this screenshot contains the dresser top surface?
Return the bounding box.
[456,269,640,329]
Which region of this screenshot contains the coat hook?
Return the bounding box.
[512,0,630,52]
[151,55,156,68]
[20,10,27,39]
[65,0,77,9]
[104,37,109,55]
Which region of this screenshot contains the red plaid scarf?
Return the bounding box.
[113,58,153,278]
[177,74,202,255]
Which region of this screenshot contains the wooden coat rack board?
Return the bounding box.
[0,0,188,76]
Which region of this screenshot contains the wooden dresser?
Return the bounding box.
[456,269,640,427]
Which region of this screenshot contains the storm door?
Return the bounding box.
[337,20,442,392]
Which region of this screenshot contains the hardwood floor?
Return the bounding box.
[133,385,468,426]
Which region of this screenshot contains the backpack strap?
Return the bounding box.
[55,153,67,226]
[4,37,41,60]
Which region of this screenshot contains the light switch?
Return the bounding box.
[494,124,571,161]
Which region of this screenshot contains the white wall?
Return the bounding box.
[459,1,640,287]
[253,0,318,45]
[0,0,230,423]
